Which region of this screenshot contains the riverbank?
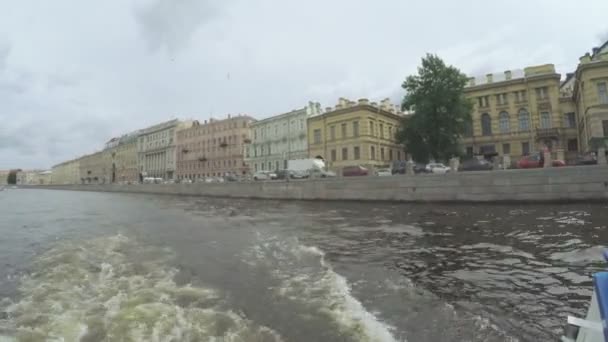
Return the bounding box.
[26,165,608,202]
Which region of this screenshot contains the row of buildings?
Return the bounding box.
[49,98,406,184]
[26,39,608,184]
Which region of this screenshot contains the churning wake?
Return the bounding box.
[0,234,282,342]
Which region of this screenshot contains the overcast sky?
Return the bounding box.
[1,0,607,169]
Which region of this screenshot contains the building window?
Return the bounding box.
[388,126,393,139]
[369,121,374,136]
[565,112,576,128]
[254,164,258,171]
[353,121,359,137]
[354,146,360,160]
[341,123,347,138]
[518,109,530,131]
[479,145,496,155]
[522,142,530,155]
[275,161,279,171]
[379,124,384,138]
[568,139,578,152]
[466,146,473,156]
[478,96,489,108]
[514,90,527,103]
[603,120,608,137]
[342,148,348,160]
[502,143,511,155]
[536,87,549,101]
[540,112,552,129]
[496,93,508,105]
[481,113,492,136]
[330,125,336,141]
[598,82,608,104]
[380,148,385,160]
[313,129,322,144]
[331,149,336,162]
[389,149,393,161]
[397,151,402,160]
[370,146,375,160]
[499,111,510,133]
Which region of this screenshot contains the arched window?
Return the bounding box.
[481,113,492,136]
[518,109,530,131]
[499,112,510,133]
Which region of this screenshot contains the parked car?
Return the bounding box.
[391,160,407,174]
[413,163,429,174]
[225,174,239,182]
[426,163,451,174]
[290,170,309,179]
[311,169,336,178]
[342,165,369,177]
[375,168,392,176]
[253,171,277,181]
[574,153,598,165]
[459,158,493,171]
[274,169,291,180]
[518,154,566,168]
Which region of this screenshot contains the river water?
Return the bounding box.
[0,189,607,341]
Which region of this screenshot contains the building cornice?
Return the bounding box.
[310,104,402,122]
[464,73,561,93]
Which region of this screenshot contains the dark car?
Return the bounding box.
[391,160,407,174]
[342,165,369,177]
[413,163,429,174]
[459,158,493,171]
[274,169,291,180]
[575,153,598,165]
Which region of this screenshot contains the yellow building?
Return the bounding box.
[572,42,608,152]
[51,159,81,184]
[307,97,404,172]
[79,151,111,184]
[463,64,578,163]
[104,131,140,183]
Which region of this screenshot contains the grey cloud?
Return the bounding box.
[133,0,222,53]
[0,39,9,72]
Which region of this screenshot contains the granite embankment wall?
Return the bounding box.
[31,166,608,202]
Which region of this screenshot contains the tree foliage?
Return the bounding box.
[397,54,472,163]
[7,171,17,184]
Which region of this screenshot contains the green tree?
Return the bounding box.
[7,170,17,185]
[397,54,473,163]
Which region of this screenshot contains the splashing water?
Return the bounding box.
[0,234,282,342]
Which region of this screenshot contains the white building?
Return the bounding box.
[246,102,322,172]
[137,119,192,180]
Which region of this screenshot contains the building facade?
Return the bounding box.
[51,159,81,184]
[307,98,404,172]
[79,151,111,184]
[246,102,322,172]
[104,131,140,183]
[176,115,255,180]
[572,42,608,152]
[463,64,579,163]
[137,119,192,180]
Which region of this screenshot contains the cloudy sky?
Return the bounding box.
[1,0,607,169]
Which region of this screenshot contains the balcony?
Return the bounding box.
[536,128,561,139]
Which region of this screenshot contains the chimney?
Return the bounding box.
[468,77,476,86]
[339,97,348,107]
[504,70,512,80]
[486,73,493,83]
[358,98,369,105]
[325,107,333,112]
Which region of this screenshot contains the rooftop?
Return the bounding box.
[465,64,558,88]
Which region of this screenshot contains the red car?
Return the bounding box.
[342,165,369,177]
[517,154,566,168]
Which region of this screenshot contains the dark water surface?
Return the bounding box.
[1,189,607,341]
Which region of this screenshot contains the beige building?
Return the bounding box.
[463,64,578,163]
[0,170,11,185]
[138,119,192,180]
[307,98,404,172]
[572,41,608,152]
[79,151,111,184]
[104,131,140,183]
[176,115,255,180]
[51,158,81,184]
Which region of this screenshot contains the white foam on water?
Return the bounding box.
[0,234,283,342]
[244,234,401,342]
